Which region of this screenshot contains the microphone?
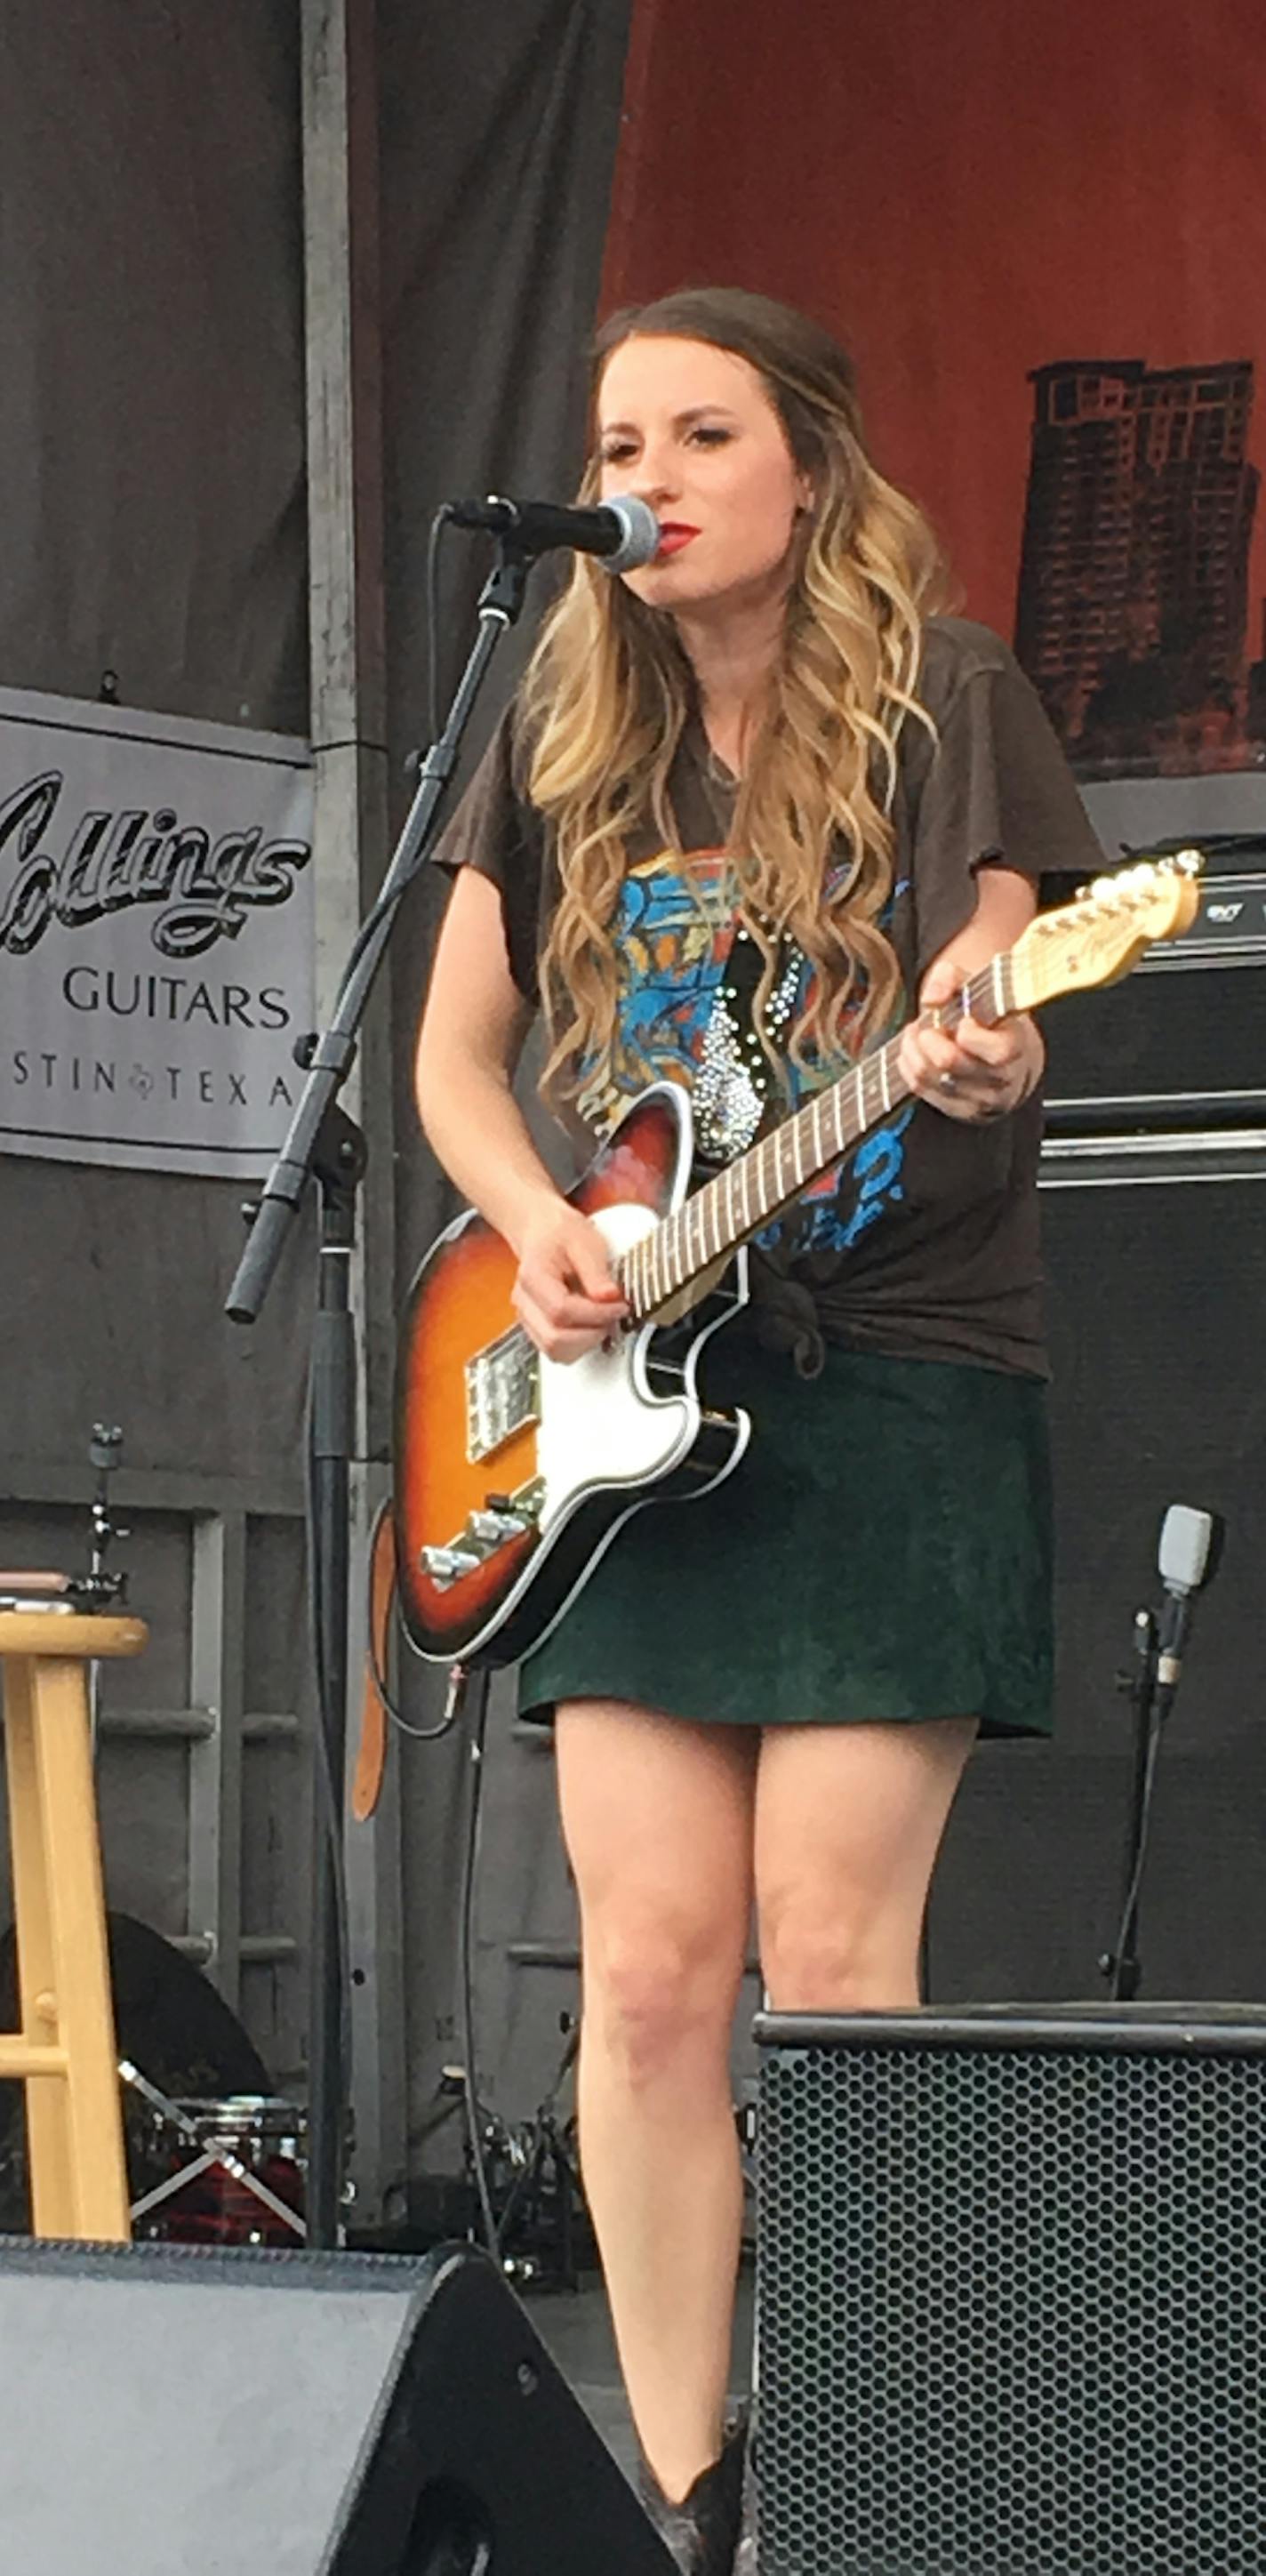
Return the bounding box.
[1154,1502,1222,1705]
[444,493,661,573]
[1102,1500,1222,2002]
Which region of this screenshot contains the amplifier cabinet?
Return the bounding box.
[1042,867,1266,1127]
[919,1140,1266,2020]
[756,2005,1266,2576]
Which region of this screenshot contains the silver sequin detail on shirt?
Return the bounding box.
[693,940,801,1163]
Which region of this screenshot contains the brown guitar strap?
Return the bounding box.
[352,1500,397,1822]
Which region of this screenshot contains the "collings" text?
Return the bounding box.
[0,771,311,961]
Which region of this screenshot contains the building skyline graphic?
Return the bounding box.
[1014,357,1264,775]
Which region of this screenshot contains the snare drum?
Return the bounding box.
[129,2094,309,2245]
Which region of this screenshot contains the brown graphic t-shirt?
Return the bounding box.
[434,618,1106,1378]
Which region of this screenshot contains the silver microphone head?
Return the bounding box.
[601,495,661,574]
[1158,1502,1214,1595]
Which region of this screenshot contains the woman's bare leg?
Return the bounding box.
[555,1698,757,2502]
[755,1717,977,2009]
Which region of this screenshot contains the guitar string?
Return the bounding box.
[617,947,1013,1323]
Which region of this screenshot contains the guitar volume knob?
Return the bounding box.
[469,1509,526,1544]
[421,1545,482,1585]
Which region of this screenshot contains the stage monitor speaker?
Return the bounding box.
[0,2235,670,2575]
[757,2004,1266,2576]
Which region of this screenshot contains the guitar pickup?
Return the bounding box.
[465,1327,540,1463]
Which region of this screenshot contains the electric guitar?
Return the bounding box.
[395,857,1200,1665]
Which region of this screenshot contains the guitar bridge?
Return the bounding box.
[465,1325,539,1463]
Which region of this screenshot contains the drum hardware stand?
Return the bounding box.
[445,1663,590,2288]
[443,2013,587,2290]
[83,1423,129,1609]
[492,2014,584,2289]
[0,1424,132,1759]
[225,540,534,2250]
[453,1661,498,2258]
[120,2060,307,2241]
[0,1424,130,1621]
[82,1423,130,1752]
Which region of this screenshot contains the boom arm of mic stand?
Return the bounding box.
[224,544,531,1325]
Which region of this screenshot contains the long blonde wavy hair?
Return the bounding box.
[521,287,950,1099]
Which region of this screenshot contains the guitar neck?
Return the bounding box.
[618,949,1016,1321]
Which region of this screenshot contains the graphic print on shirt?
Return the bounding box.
[575,847,913,1258]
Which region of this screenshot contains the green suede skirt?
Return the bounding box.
[517,1328,1054,1740]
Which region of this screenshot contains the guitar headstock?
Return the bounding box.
[1009,852,1203,1012]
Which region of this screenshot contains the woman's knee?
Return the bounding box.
[582,1913,745,2088]
[758,1890,921,2012]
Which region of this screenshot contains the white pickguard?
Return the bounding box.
[533,1200,739,1535]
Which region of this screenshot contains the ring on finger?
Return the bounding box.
[938,1071,958,1094]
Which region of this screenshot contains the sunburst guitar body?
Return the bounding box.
[394,1086,750,1665]
[394,856,1202,1666]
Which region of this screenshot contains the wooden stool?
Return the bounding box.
[0,1609,148,2239]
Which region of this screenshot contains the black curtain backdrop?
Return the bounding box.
[380,0,633,1302]
[0,0,308,735]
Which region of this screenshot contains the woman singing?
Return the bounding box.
[417,287,1102,2574]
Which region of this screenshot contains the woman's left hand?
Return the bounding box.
[897,953,1044,1123]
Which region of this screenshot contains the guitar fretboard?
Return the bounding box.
[616,949,1016,1320]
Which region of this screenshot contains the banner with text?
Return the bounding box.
[0,687,314,1176]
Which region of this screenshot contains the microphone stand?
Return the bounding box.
[1099,1506,1222,2006]
[224,541,533,2246]
[1101,1607,1159,2003]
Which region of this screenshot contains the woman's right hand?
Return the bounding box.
[511,1197,630,1361]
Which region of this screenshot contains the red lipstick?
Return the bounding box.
[655,524,699,558]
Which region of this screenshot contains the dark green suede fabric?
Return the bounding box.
[518,1329,1053,1740]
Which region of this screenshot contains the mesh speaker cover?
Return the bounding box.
[757,2006,1266,2576]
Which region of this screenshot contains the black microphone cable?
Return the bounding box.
[427,502,456,747]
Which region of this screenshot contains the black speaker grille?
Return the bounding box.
[757,2018,1266,2576]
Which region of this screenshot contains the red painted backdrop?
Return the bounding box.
[601,0,1266,655]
